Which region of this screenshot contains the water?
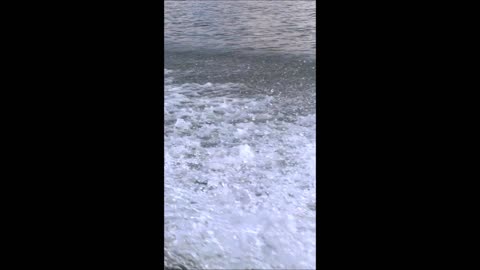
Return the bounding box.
[165,1,316,269]
[165,0,316,57]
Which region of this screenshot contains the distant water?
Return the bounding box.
[165,1,316,269]
[165,0,315,57]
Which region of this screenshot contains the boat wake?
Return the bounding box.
[164,69,316,269]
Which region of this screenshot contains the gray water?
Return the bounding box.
[165,1,316,269]
[165,0,315,56]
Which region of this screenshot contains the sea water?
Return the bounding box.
[165,1,316,269]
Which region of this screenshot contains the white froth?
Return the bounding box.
[164,69,316,269]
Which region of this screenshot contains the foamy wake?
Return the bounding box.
[164,69,316,269]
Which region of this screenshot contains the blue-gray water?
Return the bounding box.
[165,0,315,56]
[165,1,316,269]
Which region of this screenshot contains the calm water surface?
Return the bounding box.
[165,0,315,56]
[165,1,316,269]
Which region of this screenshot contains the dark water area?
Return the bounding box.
[165,0,315,58]
[165,1,316,269]
[165,0,316,115]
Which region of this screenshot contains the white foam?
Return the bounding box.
[238,144,255,163]
[164,71,316,269]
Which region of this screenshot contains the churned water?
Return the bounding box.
[165,1,316,269]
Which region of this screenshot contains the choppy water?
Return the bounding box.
[165,1,316,269]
